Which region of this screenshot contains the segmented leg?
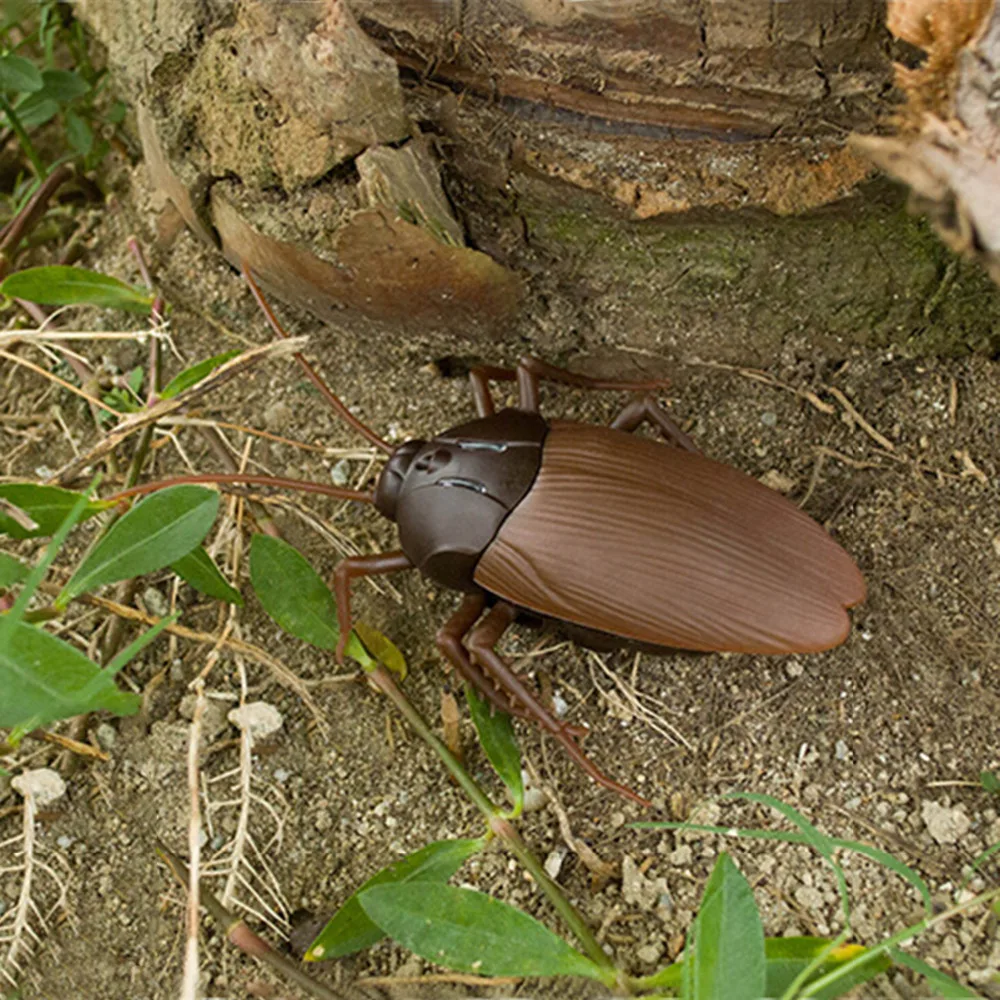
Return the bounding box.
[467,601,651,807]
[437,597,590,740]
[610,395,700,452]
[469,355,671,418]
[333,551,414,663]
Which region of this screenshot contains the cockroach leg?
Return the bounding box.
[467,368,499,417]
[467,602,652,808]
[609,395,700,452]
[468,356,672,418]
[435,593,498,694]
[332,551,413,663]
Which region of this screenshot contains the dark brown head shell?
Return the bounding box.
[385,409,547,592]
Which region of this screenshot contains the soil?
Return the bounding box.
[1,159,999,1000]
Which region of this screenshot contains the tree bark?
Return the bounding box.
[76,0,1000,357]
[854,0,1000,287]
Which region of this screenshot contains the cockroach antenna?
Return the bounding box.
[240,262,394,456]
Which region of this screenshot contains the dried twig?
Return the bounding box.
[357,972,520,987]
[50,337,308,485]
[181,685,206,1000]
[36,582,341,733]
[0,771,71,988]
[824,385,896,452]
[587,650,693,751]
[24,729,109,761]
[685,360,835,415]
[0,347,110,413]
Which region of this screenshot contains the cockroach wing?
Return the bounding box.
[474,423,865,654]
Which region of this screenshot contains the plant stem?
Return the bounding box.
[493,815,620,982]
[0,93,47,180]
[158,844,352,1000]
[367,666,495,817]
[0,161,71,261]
[366,665,620,986]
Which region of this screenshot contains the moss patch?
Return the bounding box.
[517,176,1000,359]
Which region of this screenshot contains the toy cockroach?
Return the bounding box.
[143,266,866,805]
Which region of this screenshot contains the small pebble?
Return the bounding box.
[520,768,549,813]
[551,692,569,718]
[543,848,566,879]
[786,660,804,679]
[142,586,170,617]
[760,411,778,427]
[669,845,693,866]
[795,885,825,910]
[56,835,74,849]
[834,739,850,761]
[12,768,66,806]
[622,855,669,909]
[273,768,291,783]
[522,786,548,812]
[95,722,118,750]
[229,701,284,741]
[637,942,664,965]
[331,459,351,487]
[922,800,971,845]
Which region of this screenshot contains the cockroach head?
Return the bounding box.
[374,439,426,521]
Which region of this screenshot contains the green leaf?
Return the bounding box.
[728,792,852,924]
[766,939,889,1000]
[0,551,28,587]
[65,108,92,154]
[0,266,154,313]
[248,534,370,664]
[36,69,89,104]
[0,53,42,93]
[888,950,978,997]
[308,838,485,961]
[353,620,406,679]
[981,770,1000,794]
[0,478,98,650]
[358,883,605,980]
[643,938,889,998]
[0,620,140,730]
[687,853,765,1000]
[160,350,242,399]
[105,99,127,125]
[59,485,219,605]
[171,546,242,605]
[465,684,523,812]
[0,483,108,539]
[12,92,58,129]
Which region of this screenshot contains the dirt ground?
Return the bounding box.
[1,160,999,1000]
